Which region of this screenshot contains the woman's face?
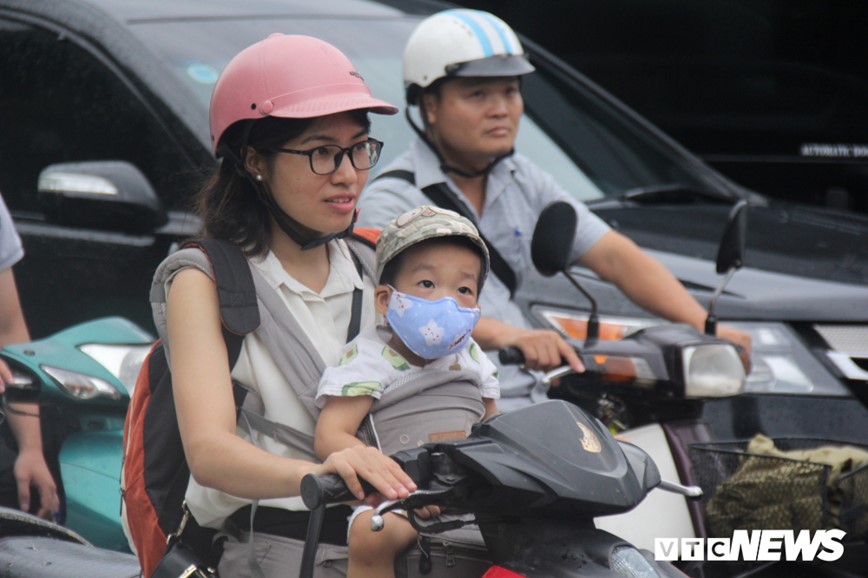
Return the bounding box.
[257,112,371,237]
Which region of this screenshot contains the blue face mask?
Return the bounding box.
[385,288,481,360]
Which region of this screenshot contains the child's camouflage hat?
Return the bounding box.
[376,205,490,286]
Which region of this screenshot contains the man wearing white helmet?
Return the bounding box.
[358,9,751,410]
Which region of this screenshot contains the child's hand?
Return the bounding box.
[413,505,442,519]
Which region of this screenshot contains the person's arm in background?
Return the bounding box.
[0,266,60,519]
[579,230,752,366]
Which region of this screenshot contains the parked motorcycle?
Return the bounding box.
[0,505,140,577]
[0,316,153,551]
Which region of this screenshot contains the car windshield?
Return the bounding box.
[129,16,717,201]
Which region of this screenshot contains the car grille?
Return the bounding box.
[814,324,868,382]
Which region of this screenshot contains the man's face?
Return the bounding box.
[423,76,523,173]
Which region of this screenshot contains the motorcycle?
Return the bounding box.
[296,201,753,578]
[0,319,704,578]
[302,398,699,578]
[0,505,140,578]
[521,201,868,577]
[0,202,753,578]
[1,202,863,577]
[0,316,153,552]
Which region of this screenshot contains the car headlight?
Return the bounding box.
[727,322,848,395]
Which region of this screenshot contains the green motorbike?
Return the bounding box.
[1,316,152,551]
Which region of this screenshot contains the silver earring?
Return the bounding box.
[255,174,263,181]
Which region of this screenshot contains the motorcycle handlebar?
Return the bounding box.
[300,473,358,510]
[498,347,525,365]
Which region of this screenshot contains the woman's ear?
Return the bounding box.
[243,147,266,181]
[374,285,392,316]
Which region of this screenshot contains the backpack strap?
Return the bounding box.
[180,239,260,367]
[151,238,374,449]
[375,170,518,297]
[346,231,378,341]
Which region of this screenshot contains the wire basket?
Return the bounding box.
[689,437,868,539]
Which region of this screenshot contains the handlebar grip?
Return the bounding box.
[498,347,525,365]
[300,473,355,510]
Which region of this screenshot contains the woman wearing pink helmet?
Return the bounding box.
[151,34,415,577]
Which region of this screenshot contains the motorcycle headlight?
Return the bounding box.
[79,343,151,396]
[539,309,847,397]
[540,309,656,341]
[42,365,124,401]
[683,343,745,397]
[610,545,662,577]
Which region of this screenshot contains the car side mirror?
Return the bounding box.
[37,160,168,233]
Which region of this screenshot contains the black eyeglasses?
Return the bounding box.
[268,138,384,175]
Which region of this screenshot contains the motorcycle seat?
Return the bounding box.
[0,536,141,578]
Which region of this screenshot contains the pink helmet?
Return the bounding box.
[209,34,398,155]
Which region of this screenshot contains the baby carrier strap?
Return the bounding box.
[246,234,375,419]
[362,368,487,456]
[245,265,325,419]
[151,236,375,445]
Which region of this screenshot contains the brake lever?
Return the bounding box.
[370,488,451,532]
[542,365,575,385]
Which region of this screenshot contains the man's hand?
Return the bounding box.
[501,327,584,374]
[14,446,59,519]
[717,324,753,373]
[474,318,585,376]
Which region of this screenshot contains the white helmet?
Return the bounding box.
[403,9,535,105]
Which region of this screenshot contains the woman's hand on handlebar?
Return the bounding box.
[315,445,416,502]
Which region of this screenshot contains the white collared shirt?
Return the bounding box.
[182,239,377,526]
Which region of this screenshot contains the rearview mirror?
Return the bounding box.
[531,201,578,276]
[706,199,749,335]
[531,201,600,342]
[715,199,748,274]
[37,160,168,233]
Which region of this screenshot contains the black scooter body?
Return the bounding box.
[303,400,685,577]
[444,400,658,519]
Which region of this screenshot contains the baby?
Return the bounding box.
[315,205,500,578]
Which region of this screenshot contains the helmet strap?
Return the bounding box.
[250,174,356,250]
[406,107,513,180]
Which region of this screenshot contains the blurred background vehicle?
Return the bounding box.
[1,317,151,551]
[462,0,868,214]
[0,0,866,449]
